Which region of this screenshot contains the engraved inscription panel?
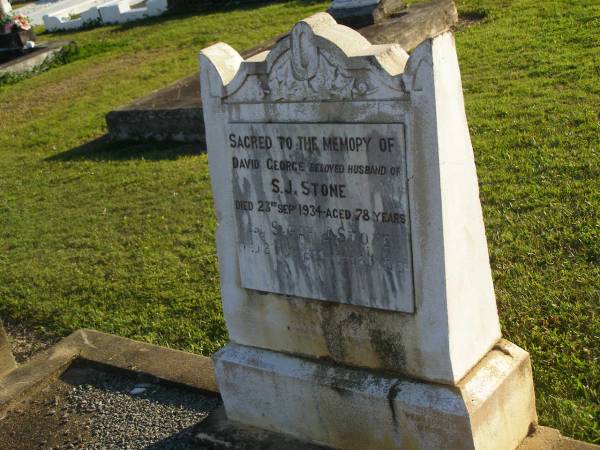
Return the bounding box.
[229,122,414,312]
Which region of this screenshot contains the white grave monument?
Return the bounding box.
[200,13,537,450]
[328,0,382,25]
[0,0,12,16]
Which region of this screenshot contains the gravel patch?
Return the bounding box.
[0,360,221,450]
[61,367,221,449]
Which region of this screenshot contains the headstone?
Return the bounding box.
[0,0,12,16]
[200,13,537,449]
[0,321,16,377]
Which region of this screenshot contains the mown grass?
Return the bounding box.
[0,0,598,442]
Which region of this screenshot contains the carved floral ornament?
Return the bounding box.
[261,20,374,102]
[202,13,424,103]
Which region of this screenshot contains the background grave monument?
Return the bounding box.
[328,0,406,27]
[0,0,11,15]
[199,12,536,450]
[328,0,382,26]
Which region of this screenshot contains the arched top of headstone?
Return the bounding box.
[201,12,410,103]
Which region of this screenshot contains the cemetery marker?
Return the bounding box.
[200,12,537,450]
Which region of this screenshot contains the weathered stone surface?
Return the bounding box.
[328,0,381,27]
[372,0,406,22]
[0,327,593,449]
[214,341,537,450]
[200,12,539,449]
[329,0,408,27]
[229,122,414,313]
[201,13,500,384]
[0,321,16,378]
[361,0,458,50]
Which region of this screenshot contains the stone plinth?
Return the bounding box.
[215,340,536,450]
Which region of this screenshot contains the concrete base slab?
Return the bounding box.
[214,340,537,450]
[0,40,72,76]
[194,406,332,450]
[194,408,597,450]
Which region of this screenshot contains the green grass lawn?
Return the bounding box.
[0,0,598,442]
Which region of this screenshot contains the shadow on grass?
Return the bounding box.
[46,135,204,162]
[456,8,488,30]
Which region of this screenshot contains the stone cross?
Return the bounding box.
[200,13,536,450]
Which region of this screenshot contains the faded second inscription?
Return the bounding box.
[229,122,414,312]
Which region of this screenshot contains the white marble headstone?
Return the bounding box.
[201,12,501,385]
[199,14,537,450]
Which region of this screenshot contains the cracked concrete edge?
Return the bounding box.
[0,328,217,414]
[519,426,599,450]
